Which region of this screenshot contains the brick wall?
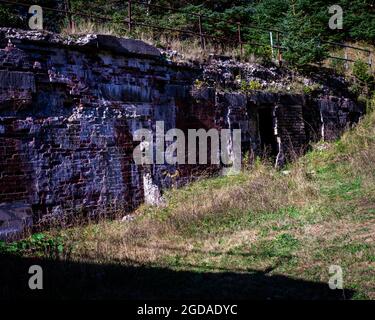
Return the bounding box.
[0,29,364,239]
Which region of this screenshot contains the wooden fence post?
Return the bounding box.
[237,22,243,56]
[369,52,373,69]
[64,0,74,31]
[128,0,132,33]
[344,46,348,70]
[277,32,282,66]
[198,14,205,50]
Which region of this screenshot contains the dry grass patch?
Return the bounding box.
[2,97,375,299]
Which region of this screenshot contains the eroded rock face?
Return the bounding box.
[0,29,208,239]
[0,29,364,239]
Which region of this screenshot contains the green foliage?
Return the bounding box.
[302,85,313,95]
[253,233,300,258]
[194,79,206,89]
[0,233,69,259]
[302,83,321,95]
[353,60,374,87]
[0,5,23,28]
[340,0,375,42]
[366,91,375,113]
[1,1,373,66]
[240,80,262,92]
[281,9,328,66]
[249,80,262,90]
[329,58,346,75]
[348,82,362,96]
[244,43,272,61]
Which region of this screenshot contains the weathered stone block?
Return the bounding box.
[0,202,32,240]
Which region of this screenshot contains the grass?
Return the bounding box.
[61,20,257,63]
[325,42,375,75]
[1,97,375,299]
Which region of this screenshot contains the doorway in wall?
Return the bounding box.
[258,107,278,158]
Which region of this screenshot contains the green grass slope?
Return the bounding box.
[1,95,374,299]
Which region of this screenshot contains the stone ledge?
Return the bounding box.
[0,28,161,58]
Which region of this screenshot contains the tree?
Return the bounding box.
[281,4,328,65]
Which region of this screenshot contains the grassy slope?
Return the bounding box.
[1,98,374,300]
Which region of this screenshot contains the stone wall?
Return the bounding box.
[0,29,365,239]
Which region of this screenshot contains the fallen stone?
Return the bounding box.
[0,202,33,240]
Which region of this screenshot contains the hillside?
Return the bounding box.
[1,93,374,299]
[1,0,374,66]
[0,0,374,302]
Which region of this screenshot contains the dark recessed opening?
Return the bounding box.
[258,108,278,157]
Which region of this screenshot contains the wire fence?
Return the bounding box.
[0,0,373,68]
[323,40,373,69]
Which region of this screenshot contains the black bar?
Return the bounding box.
[323,40,372,53]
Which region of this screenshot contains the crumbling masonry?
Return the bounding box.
[0,29,364,239]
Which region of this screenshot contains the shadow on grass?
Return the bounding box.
[0,253,354,300]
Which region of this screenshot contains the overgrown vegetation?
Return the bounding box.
[1,94,374,299]
[240,79,263,92]
[1,0,374,66]
[353,60,375,89]
[0,0,374,300]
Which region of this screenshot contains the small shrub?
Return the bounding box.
[348,82,362,96]
[194,79,205,90]
[303,86,313,95]
[240,80,262,92]
[353,60,374,86]
[0,233,70,259]
[240,80,248,92]
[330,58,346,75]
[244,44,272,62]
[249,80,262,90]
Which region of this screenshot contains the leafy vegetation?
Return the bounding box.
[0,0,374,300]
[353,60,375,88]
[1,0,374,65]
[240,79,263,92]
[0,232,68,259]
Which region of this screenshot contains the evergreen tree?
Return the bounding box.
[281,1,328,65]
[0,0,373,66]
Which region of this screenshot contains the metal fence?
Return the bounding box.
[0,0,373,68]
[0,0,286,64]
[324,40,373,68]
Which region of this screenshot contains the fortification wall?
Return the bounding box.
[0,29,364,239]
